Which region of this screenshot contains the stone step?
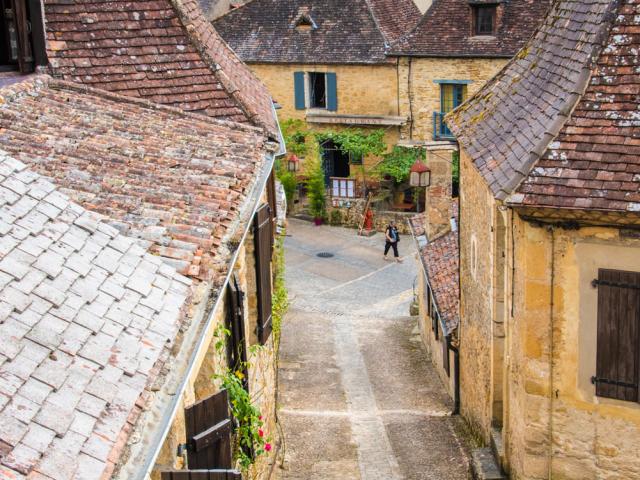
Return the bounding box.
[490,427,506,468]
[471,447,507,480]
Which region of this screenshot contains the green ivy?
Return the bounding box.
[315,128,386,160]
[271,234,288,349]
[306,157,326,219]
[281,119,311,157]
[375,146,426,184]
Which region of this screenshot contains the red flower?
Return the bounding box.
[258,429,264,438]
[259,415,263,421]
[265,443,272,452]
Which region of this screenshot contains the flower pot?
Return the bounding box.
[314,217,323,226]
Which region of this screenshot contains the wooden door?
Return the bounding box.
[184,390,233,470]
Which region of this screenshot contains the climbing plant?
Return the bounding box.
[213,327,271,471]
[316,128,386,161]
[375,146,426,184]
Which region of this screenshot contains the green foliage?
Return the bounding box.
[376,146,426,184]
[306,157,326,219]
[329,209,343,226]
[213,329,270,471]
[271,234,288,348]
[278,170,297,209]
[218,370,269,469]
[452,150,460,187]
[316,128,386,160]
[281,119,310,157]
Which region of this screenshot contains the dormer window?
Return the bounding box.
[473,4,497,35]
[294,13,317,31]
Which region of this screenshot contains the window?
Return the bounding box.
[593,269,640,403]
[294,71,337,111]
[0,0,46,73]
[434,83,467,140]
[473,5,496,35]
[308,72,326,109]
[331,177,356,198]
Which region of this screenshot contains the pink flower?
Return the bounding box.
[258,429,264,438]
[265,443,272,452]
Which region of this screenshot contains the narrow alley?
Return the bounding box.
[276,220,470,479]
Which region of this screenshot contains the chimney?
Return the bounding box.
[424,147,454,241]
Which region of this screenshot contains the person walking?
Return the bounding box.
[383,220,402,262]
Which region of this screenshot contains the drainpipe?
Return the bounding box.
[547,225,556,479]
[448,339,461,415]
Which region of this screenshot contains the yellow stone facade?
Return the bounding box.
[459,149,640,479]
[248,62,402,174]
[397,57,505,142]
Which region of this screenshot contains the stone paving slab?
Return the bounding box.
[276,220,471,479]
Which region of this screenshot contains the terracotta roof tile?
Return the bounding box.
[447,0,619,201]
[213,0,420,64]
[0,76,270,281]
[43,0,279,138]
[0,153,189,480]
[410,203,459,334]
[390,0,551,57]
[514,0,640,212]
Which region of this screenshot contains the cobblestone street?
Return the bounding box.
[275,220,470,480]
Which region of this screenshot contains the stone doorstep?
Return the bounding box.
[490,427,506,469]
[471,447,506,480]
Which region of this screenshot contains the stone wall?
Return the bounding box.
[397,57,505,142]
[458,151,497,443]
[328,198,415,235]
[505,219,640,479]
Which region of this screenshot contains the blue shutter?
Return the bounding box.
[326,73,337,111]
[294,72,305,110]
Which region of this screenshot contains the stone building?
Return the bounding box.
[447,0,640,478]
[213,0,421,186]
[0,1,284,478]
[0,74,281,479]
[388,0,550,144]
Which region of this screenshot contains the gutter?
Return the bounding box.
[125,147,278,480]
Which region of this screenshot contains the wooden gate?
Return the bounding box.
[254,204,273,344]
[227,275,248,390]
[184,390,233,470]
[161,471,241,480]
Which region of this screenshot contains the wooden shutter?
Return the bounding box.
[326,72,337,111]
[443,337,450,377]
[254,204,273,344]
[161,471,241,480]
[294,72,305,110]
[184,390,233,470]
[594,269,640,402]
[10,0,33,73]
[227,275,248,390]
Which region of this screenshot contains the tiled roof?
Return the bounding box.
[390,0,551,57]
[212,0,420,64]
[0,76,270,281]
[447,0,619,202]
[410,203,459,335]
[512,0,640,212]
[43,0,279,138]
[0,153,190,480]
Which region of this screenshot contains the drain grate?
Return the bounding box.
[316,252,334,258]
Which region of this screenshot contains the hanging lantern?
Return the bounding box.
[287,154,300,172]
[409,159,431,187]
